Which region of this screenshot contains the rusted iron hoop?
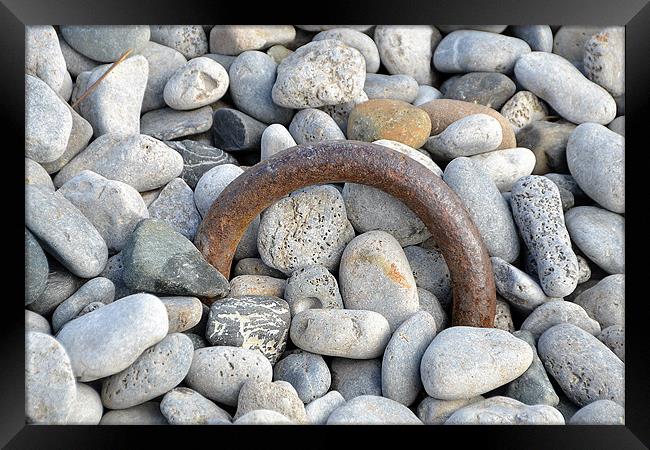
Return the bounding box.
[195,140,496,328]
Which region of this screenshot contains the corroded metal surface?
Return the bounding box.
[195,140,496,327]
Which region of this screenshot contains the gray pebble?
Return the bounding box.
[206,296,290,364]
[28,263,83,316]
[55,133,184,192]
[25,185,108,278]
[209,25,296,56]
[234,380,307,423]
[583,27,625,97]
[516,120,575,174]
[25,229,49,306]
[160,296,203,333]
[273,352,331,403]
[52,277,115,333]
[161,387,231,425]
[41,105,94,175]
[77,301,105,317]
[66,383,103,424]
[331,358,382,400]
[470,147,536,192]
[150,25,208,59]
[164,57,229,110]
[500,90,549,133]
[163,139,238,189]
[413,85,443,106]
[445,396,564,425]
[313,28,380,72]
[25,331,76,424]
[305,391,346,424]
[141,106,213,141]
[426,114,502,159]
[510,25,553,52]
[233,258,285,279]
[228,275,284,297]
[569,399,624,425]
[272,40,366,108]
[552,26,602,71]
[510,175,579,297]
[522,301,601,341]
[598,325,625,362]
[58,170,149,252]
[608,116,625,136]
[211,108,266,152]
[137,41,187,112]
[421,326,533,400]
[566,123,624,213]
[382,311,437,406]
[148,178,201,240]
[538,323,624,406]
[574,275,625,329]
[25,158,54,191]
[260,124,297,160]
[25,310,51,334]
[327,395,422,425]
[444,72,516,110]
[288,108,345,144]
[99,402,168,425]
[25,26,68,95]
[203,53,237,71]
[417,396,484,425]
[122,219,229,298]
[339,230,419,331]
[404,246,452,308]
[60,25,150,62]
[99,251,136,300]
[514,52,616,124]
[284,265,343,316]
[184,332,208,350]
[234,409,293,424]
[565,206,624,274]
[57,32,98,77]
[417,288,448,331]
[290,309,391,359]
[364,73,419,103]
[229,51,293,125]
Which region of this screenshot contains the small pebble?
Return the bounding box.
[305,391,346,424]
[493,297,515,332]
[261,124,297,160]
[425,114,502,159]
[444,72,516,110]
[552,26,602,70]
[27,263,83,316]
[52,277,115,333]
[41,105,94,175]
[234,410,293,425]
[608,116,625,136]
[413,85,442,106]
[164,57,229,110]
[583,27,625,97]
[273,352,332,403]
[66,383,103,425]
[331,358,382,401]
[164,139,238,189]
[363,73,419,103]
[229,275,286,298]
[500,90,548,132]
[25,158,55,192]
[522,301,601,340]
[25,229,49,306]
[160,296,203,333]
[289,108,345,144]
[160,387,232,425]
[233,258,285,279]
[598,325,625,362]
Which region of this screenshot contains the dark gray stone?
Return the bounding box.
[163,139,238,189]
[444,72,516,109]
[51,277,115,332]
[331,358,382,400]
[212,108,266,152]
[141,106,213,141]
[25,229,49,306]
[273,352,331,403]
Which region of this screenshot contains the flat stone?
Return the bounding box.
[260,124,296,160]
[538,323,624,406]
[444,72,516,110]
[233,258,285,279]
[25,310,51,334]
[305,391,346,424]
[522,301,601,340]
[206,296,290,364]
[66,383,103,424]
[313,28,380,73]
[404,246,452,307]
[445,396,564,425]
[421,326,533,400]
[289,108,345,144]
[510,176,579,297]
[569,399,625,425]
[25,229,49,306]
[413,85,443,106]
[163,57,229,110]
[514,52,616,125]
[27,263,83,316]
[290,309,391,359]
[574,275,625,329]
[161,387,231,425]
[510,25,553,52]
[234,380,307,423]
[566,123,624,213]
[150,25,208,59]
[339,230,420,331]
[163,139,237,189]
[25,331,76,424]
[491,257,561,312]
[141,106,213,141]
[500,90,548,132]
[160,296,203,333]
[212,108,266,152]
[273,352,331,403]
[148,178,201,240]
[122,219,230,298]
[99,402,168,425]
[272,39,366,108]
[209,25,296,55]
[60,25,150,62]
[364,73,419,103]
[470,147,536,192]
[41,105,94,175]
[284,265,343,316]
[382,311,436,406]
[52,277,115,333]
[598,325,625,362]
[137,41,187,112]
[327,395,422,425]
[25,25,67,95]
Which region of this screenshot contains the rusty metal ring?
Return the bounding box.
[195,140,496,328]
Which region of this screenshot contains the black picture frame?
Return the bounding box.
[2,0,645,447]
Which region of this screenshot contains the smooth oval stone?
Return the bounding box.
[443,158,520,262]
[58,170,149,252]
[163,57,229,110]
[598,325,625,362]
[584,27,624,97]
[290,309,391,359]
[413,85,443,106]
[55,133,183,192]
[60,25,150,62]
[56,293,169,382]
[122,219,229,298]
[233,258,285,279]
[510,25,553,52]
[327,395,422,425]
[470,147,536,192]
[26,331,76,424]
[514,52,616,125]
[25,185,108,278]
[305,391,346,424]
[363,73,419,103]
[148,177,201,240]
[566,123,624,213]
[209,25,295,55]
[206,296,290,364]
[234,380,307,423]
[339,230,419,331]
[331,358,382,400]
[185,346,273,406]
[553,26,602,71]
[41,104,94,175]
[52,277,115,332]
[289,108,345,144]
[261,124,297,160]
[421,326,533,400]
[150,25,208,59]
[445,396,564,425]
[569,399,625,425]
[25,229,49,306]
[418,99,516,150]
[101,333,193,409]
[273,352,331,403]
[137,41,187,112]
[500,90,548,132]
[234,409,293,424]
[161,387,231,425]
[258,185,355,275]
[272,39,366,108]
[347,99,432,148]
[193,163,244,216]
[229,275,285,298]
[211,108,266,152]
[159,296,202,333]
[140,106,213,141]
[417,396,484,425]
[565,206,624,274]
[517,121,576,174]
[538,323,624,406]
[99,402,168,425]
[434,30,530,73]
[444,72,516,110]
[65,383,103,424]
[522,301,601,340]
[25,158,54,192]
[229,51,293,125]
[426,114,502,159]
[510,176,579,297]
[491,257,560,312]
[382,311,437,406]
[313,28,380,73]
[574,275,625,329]
[25,25,67,95]
[25,75,72,164]
[404,246,452,307]
[26,310,51,334]
[374,25,441,85]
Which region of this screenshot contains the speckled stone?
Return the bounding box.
[206,296,290,364]
[210,25,296,55]
[258,185,355,275]
[260,124,297,160]
[515,52,616,125]
[52,277,115,332]
[290,309,391,359]
[284,265,343,315]
[494,297,515,332]
[566,123,624,213]
[273,352,331,403]
[305,391,346,424]
[148,178,201,240]
[417,396,484,425]
[421,326,533,400]
[234,380,307,423]
[574,275,625,329]
[313,28,380,72]
[229,275,285,298]
[211,108,266,152]
[327,395,422,425]
[60,25,150,62]
[445,396,564,425]
[470,148,536,192]
[289,108,345,144]
[538,323,624,406]
[491,257,561,312]
[598,325,625,362]
[159,296,203,333]
[426,114,502,159]
[161,387,231,425]
[99,402,168,425]
[552,26,602,71]
[444,72,516,110]
[569,400,625,425]
[27,263,83,316]
[331,358,382,401]
[150,25,208,59]
[233,258,285,279]
[66,383,103,424]
[364,73,419,103]
[500,90,548,132]
[404,246,452,307]
[382,311,437,406]
[510,176,579,297]
[510,25,553,52]
[522,301,601,340]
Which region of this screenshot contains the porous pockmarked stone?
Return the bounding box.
[313,28,380,73]
[161,387,232,425]
[521,301,600,340]
[445,396,564,425]
[284,265,343,315]
[331,358,382,400]
[363,73,419,103]
[141,106,213,141]
[499,90,548,132]
[552,26,602,70]
[52,277,115,332]
[470,148,536,192]
[163,139,238,189]
[327,395,422,425]
[598,325,625,362]
[583,27,625,97]
[574,275,625,329]
[150,25,208,59]
[234,380,308,423]
[148,178,201,240]
[289,108,345,144]
[273,352,331,403]
[60,25,150,62]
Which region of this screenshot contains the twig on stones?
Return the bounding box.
[71,48,133,110]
